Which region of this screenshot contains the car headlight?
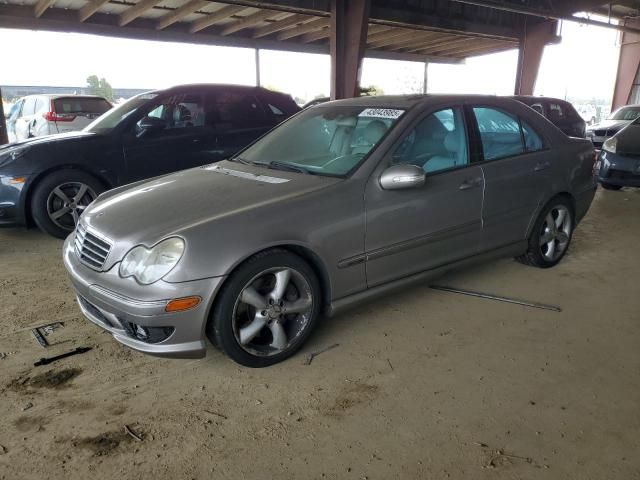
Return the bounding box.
[119,237,185,284]
[602,137,617,154]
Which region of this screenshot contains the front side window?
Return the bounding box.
[522,121,544,152]
[608,106,640,121]
[473,107,524,160]
[85,92,159,133]
[392,107,468,174]
[141,93,206,131]
[238,105,405,176]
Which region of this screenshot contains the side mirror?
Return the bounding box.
[379,164,425,190]
[137,116,166,136]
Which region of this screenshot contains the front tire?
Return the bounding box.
[207,249,322,367]
[31,170,104,239]
[600,182,622,191]
[516,197,574,268]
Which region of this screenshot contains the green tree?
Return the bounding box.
[86,75,114,102]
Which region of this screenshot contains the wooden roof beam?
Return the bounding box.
[412,37,478,54]
[367,27,413,44]
[78,0,110,21]
[301,26,330,43]
[119,0,163,26]
[189,4,247,34]
[277,17,328,40]
[385,32,445,51]
[156,0,208,30]
[220,9,281,35]
[253,13,313,38]
[34,0,55,18]
[368,29,417,48]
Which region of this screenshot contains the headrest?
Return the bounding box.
[444,131,460,153]
[364,120,388,144]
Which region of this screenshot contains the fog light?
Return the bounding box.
[165,296,201,312]
[125,322,175,343]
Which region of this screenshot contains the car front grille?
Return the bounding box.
[593,129,608,136]
[74,224,112,270]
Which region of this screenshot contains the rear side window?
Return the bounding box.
[547,103,566,122]
[35,97,49,114]
[473,107,524,160]
[54,97,112,115]
[208,92,267,130]
[261,92,300,121]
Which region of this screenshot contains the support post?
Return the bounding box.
[330,0,370,100]
[423,61,429,94]
[611,19,640,111]
[0,88,8,145]
[514,19,559,95]
[255,48,261,87]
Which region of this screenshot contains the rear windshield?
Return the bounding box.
[54,97,112,114]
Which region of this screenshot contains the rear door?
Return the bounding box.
[122,90,218,182]
[468,105,552,251]
[364,105,484,287]
[209,90,274,159]
[52,96,112,134]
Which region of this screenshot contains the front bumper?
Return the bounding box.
[0,173,30,227]
[63,234,225,359]
[596,150,640,187]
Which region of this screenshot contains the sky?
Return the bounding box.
[0,17,621,105]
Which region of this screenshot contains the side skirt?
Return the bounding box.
[326,241,527,317]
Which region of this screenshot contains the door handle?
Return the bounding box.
[534,161,551,172]
[459,177,483,190]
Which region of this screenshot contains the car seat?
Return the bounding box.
[351,120,388,155]
[423,130,466,173]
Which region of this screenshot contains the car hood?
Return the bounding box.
[81,161,343,268]
[614,123,640,155]
[1,131,97,150]
[588,119,631,132]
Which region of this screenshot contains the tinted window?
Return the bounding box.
[547,103,565,123]
[54,97,111,114]
[393,107,468,173]
[209,92,266,130]
[473,107,524,160]
[142,93,206,130]
[85,92,158,133]
[530,102,544,116]
[22,97,37,116]
[609,106,640,121]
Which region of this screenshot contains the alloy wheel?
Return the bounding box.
[46,182,97,231]
[539,205,572,262]
[232,267,314,357]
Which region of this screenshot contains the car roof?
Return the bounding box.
[162,83,290,96]
[23,94,109,99]
[511,95,572,104]
[310,94,529,110]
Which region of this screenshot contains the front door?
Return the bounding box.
[122,91,218,183]
[364,106,484,288]
[468,105,552,251]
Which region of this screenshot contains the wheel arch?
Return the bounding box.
[526,191,576,238]
[209,243,333,321]
[23,165,113,227]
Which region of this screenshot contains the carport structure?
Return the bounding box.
[0,0,639,143]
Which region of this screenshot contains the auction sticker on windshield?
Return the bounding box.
[359,108,404,119]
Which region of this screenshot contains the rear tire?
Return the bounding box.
[600,182,622,191]
[207,249,322,368]
[516,197,574,269]
[31,170,104,239]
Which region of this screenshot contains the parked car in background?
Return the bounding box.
[511,96,586,138]
[10,94,113,142]
[595,117,640,190]
[587,104,640,148]
[63,95,596,367]
[0,84,300,238]
[5,101,20,142]
[576,104,597,125]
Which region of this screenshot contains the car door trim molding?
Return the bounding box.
[338,219,481,269]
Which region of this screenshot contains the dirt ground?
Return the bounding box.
[0,188,639,480]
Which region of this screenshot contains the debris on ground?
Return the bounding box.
[34,347,92,367]
[203,410,228,420]
[303,343,340,365]
[22,402,34,411]
[0,352,16,360]
[124,425,143,442]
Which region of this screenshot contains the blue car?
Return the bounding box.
[596,117,640,190]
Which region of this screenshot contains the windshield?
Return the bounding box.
[608,106,640,121]
[84,92,158,133]
[237,105,405,176]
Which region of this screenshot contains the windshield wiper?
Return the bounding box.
[230,156,254,165]
[267,161,314,175]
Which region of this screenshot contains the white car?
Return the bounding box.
[576,104,597,125]
[8,94,112,142]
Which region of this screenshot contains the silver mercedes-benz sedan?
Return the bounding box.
[63,95,597,367]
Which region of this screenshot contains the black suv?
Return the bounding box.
[0,84,300,238]
[511,96,586,138]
